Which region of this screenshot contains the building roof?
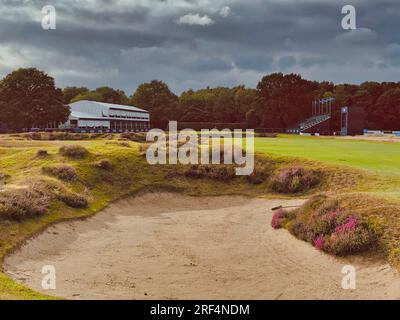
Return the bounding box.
[69,100,148,117]
[86,101,148,113]
[68,100,149,122]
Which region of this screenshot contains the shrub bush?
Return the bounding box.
[59,192,88,208]
[42,164,77,181]
[271,209,289,229]
[271,167,321,193]
[36,149,48,157]
[183,165,236,182]
[94,159,113,170]
[120,132,147,142]
[59,145,89,159]
[282,197,378,256]
[23,132,110,141]
[26,132,42,140]
[246,160,267,185]
[0,188,49,221]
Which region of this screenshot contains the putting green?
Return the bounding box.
[255,135,400,177]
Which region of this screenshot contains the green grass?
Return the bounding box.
[256,135,400,176]
[255,135,400,198]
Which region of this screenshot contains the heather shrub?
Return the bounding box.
[271,167,321,193]
[59,145,89,159]
[48,132,82,140]
[0,188,49,221]
[24,132,107,141]
[246,160,267,185]
[94,159,113,170]
[27,132,42,140]
[42,164,77,181]
[183,165,236,182]
[120,132,147,142]
[59,192,88,208]
[321,218,377,255]
[285,197,378,255]
[271,209,289,229]
[36,149,48,157]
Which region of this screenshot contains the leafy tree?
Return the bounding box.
[0,68,70,131]
[256,73,316,128]
[246,109,260,128]
[62,86,89,104]
[71,86,129,104]
[131,80,178,127]
[374,88,400,130]
[177,86,257,124]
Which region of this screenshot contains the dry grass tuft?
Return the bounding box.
[59,145,89,159]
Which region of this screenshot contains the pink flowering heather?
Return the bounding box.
[271,209,286,229]
[328,209,342,221]
[313,236,325,250]
[335,217,358,234]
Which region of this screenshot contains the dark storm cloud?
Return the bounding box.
[0,0,399,93]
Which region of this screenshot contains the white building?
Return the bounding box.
[60,100,150,132]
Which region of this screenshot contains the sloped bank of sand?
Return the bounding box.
[4,192,400,300]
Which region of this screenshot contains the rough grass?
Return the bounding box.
[23,132,114,141]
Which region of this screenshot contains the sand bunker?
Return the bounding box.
[4,192,400,300]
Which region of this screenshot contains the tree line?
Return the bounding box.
[1,67,400,131]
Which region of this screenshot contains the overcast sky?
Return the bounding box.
[0,0,399,94]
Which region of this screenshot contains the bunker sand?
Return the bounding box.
[4,193,400,300]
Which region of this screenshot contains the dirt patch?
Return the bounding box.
[4,193,400,300]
